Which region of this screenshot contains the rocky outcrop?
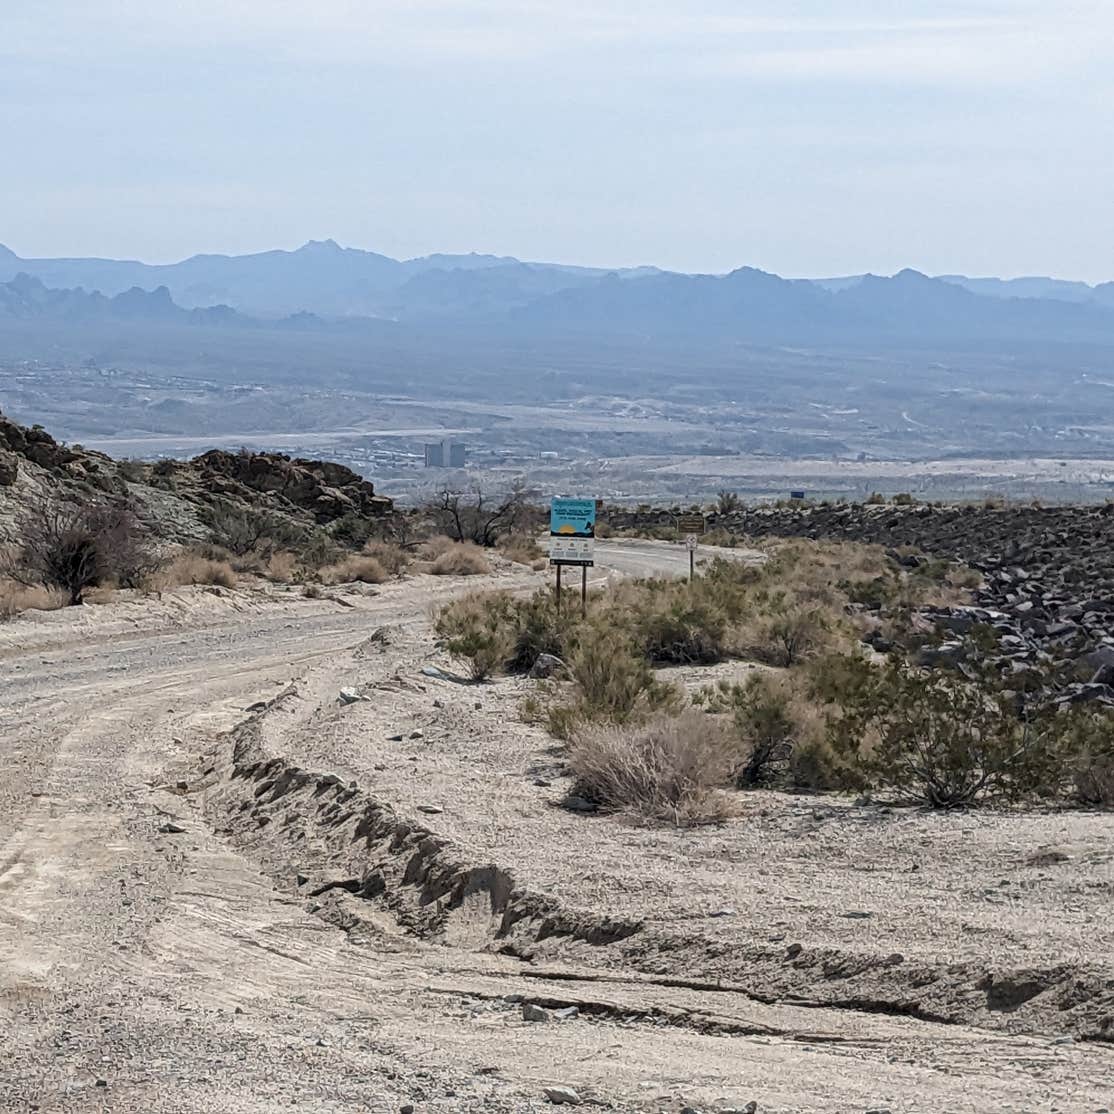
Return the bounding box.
[0,408,392,545]
[188,449,391,524]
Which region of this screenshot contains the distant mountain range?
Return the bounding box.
[3,241,1114,349]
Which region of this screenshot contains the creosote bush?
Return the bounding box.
[147,552,238,590]
[433,591,516,681]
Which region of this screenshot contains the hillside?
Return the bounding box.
[0,407,391,547]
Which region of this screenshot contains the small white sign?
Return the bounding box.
[550,536,595,565]
[685,534,698,552]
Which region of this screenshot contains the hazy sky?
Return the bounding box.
[4,1,1113,280]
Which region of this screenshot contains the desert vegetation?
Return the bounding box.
[434,536,1114,823]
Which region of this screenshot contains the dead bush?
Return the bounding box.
[433,591,516,680]
[362,540,410,577]
[4,498,157,604]
[425,483,537,547]
[569,711,740,826]
[429,543,491,576]
[0,580,68,619]
[149,552,238,590]
[319,555,389,585]
[264,550,300,582]
[498,533,546,567]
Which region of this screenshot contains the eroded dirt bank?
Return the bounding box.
[2,557,1113,1113]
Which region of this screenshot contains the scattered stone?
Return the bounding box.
[552,1006,579,1020]
[94,1079,108,1088]
[529,653,567,679]
[543,1085,581,1105]
[409,729,424,739]
[400,1105,415,1114]
[522,1003,551,1022]
[417,804,443,815]
[295,874,309,886]
[561,796,598,813]
[338,688,365,705]
[387,733,405,742]
[709,907,737,918]
[503,993,524,1004]
[158,821,186,834]
[842,910,873,919]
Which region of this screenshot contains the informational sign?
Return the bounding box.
[685,534,698,552]
[789,490,806,501]
[677,513,705,535]
[550,498,597,538]
[549,536,595,567]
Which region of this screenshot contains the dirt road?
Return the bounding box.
[1,546,1111,1113]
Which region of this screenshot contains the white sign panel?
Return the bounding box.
[549,536,595,566]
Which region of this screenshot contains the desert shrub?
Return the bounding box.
[1054,709,1114,806]
[202,502,308,556]
[433,591,516,680]
[892,492,915,505]
[362,540,410,577]
[629,589,728,664]
[319,555,389,585]
[568,711,740,826]
[547,624,680,738]
[697,671,824,787]
[814,653,1062,807]
[419,534,457,559]
[504,589,569,673]
[330,512,376,548]
[701,528,739,548]
[429,542,491,576]
[4,499,157,604]
[117,458,147,483]
[264,550,300,581]
[498,533,546,567]
[149,552,238,590]
[716,489,741,515]
[0,581,68,619]
[299,531,345,570]
[864,492,886,505]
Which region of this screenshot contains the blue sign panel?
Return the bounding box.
[550,498,597,538]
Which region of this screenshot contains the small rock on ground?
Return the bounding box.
[543,1085,581,1105]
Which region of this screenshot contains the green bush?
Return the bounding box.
[813,653,1062,807]
[433,591,516,681]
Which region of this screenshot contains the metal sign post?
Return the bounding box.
[550,497,596,617]
[676,513,705,582]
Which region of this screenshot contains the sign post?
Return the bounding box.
[675,513,705,583]
[550,497,596,617]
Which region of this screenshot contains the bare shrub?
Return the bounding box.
[4,498,156,604]
[429,543,491,577]
[433,591,516,680]
[424,483,537,547]
[569,711,740,826]
[319,555,389,585]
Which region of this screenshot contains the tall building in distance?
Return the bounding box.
[424,440,466,468]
